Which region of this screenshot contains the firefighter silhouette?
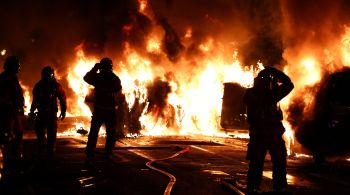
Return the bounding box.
[83,57,123,158]
[29,66,66,156]
[243,66,293,192]
[0,55,24,175]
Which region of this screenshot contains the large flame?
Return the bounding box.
[19,81,31,115]
[67,44,97,116]
[66,43,258,137]
[42,2,350,156]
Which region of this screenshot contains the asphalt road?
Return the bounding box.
[1,132,350,195]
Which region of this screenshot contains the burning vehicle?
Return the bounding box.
[220,82,248,131]
[295,69,350,162]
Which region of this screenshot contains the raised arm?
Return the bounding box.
[83,63,101,86]
[267,67,294,102]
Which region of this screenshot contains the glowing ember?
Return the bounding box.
[138,0,148,13]
[0,49,6,56]
[294,153,313,159]
[184,28,192,39]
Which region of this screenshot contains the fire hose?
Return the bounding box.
[145,147,190,195]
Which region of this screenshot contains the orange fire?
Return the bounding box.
[138,0,148,13]
[54,11,350,156]
[67,44,97,117]
[19,81,31,115]
[66,43,258,137]
[1,49,6,56]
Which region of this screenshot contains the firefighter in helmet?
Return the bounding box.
[29,66,66,156]
[243,66,294,193]
[83,57,123,159]
[0,55,24,175]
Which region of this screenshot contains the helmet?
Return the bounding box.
[254,68,276,91]
[99,57,113,71]
[41,66,55,80]
[3,55,20,73]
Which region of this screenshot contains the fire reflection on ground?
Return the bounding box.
[203,170,230,176]
[0,148,3,180]
[263,171,314,187]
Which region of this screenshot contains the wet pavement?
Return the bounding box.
[0,132,350,195]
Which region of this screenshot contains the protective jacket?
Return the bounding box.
[83,68,122,110]
[30,79,66,114]
[244,69,294,135]
[0,71,24,115]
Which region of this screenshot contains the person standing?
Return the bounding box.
[243,66,294,193]
[0,56,24,175]
[83,57,122,158]
[29,66,66,156]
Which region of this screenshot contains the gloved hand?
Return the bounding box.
[93,63,102,71]
[59,111,66,121]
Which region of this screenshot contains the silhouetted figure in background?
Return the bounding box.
[29,66,66,156]
[243,66,293,193]
[84,57,122,158]
[0,56,24,176]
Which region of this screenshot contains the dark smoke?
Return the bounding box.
[0,0,143,99]
[146,77,172,113]
[157,16,184,62]
[239,0,285,68]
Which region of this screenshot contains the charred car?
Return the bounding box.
[296,70,350,162]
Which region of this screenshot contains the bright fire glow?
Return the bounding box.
[19,81,31,115]
[66,42,259,138]
[146,36,161,54]
[341,26,350,66]
[47,18,350,157]
[294,153,313,159]
[300,58,321,85]
[1,49,6,56]
[57,121,88,137]
[138,0,148,13]
[184,28,192,39]
[282,121,294,155]
[67,44,97,116]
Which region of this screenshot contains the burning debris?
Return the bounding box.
[76,127,88,135]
